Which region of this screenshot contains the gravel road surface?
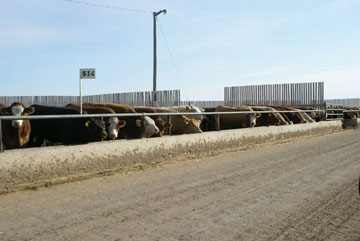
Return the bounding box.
[0,129,359,241]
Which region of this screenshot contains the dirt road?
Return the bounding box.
[1,129,359,241]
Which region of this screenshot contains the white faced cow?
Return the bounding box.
[0,102,34,149]
[66,103,126,140]
[83,102,160,139]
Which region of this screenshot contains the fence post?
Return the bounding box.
[324,102,327,120]
[167,115,172,136]
[249,113,254,127]
[0,120,3,152]
[216,114,220,131]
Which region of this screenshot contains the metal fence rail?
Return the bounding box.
[325,98,360,107]
[224,82,324,108]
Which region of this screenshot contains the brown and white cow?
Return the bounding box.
[83,102,159,139]
[0,102,34,149]
[66,103,126,140]
[250,106,289,127]
[168,105,203,122]
[170,115,202,135]
[143,107,202,135]
[214,105,261,130]
[133,106,172,137]
[266,105,315,124]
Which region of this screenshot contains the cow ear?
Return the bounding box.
[23,107,35,115]
[135,119,142,127]
[85,120,90,128]
[155,118,164,124]
[118,120,126,128]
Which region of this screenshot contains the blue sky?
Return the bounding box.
[1,0,359,101]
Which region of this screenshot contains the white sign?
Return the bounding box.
[80,68,96,79]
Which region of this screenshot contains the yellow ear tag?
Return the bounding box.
[85,121,90,127]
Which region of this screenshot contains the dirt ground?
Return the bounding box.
[0,129,359,241]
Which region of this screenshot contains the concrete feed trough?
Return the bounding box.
[0,121,345,193]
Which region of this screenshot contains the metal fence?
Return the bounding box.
[179,101,224,108]
[324,102,344,120]
[0,90,180,107]
[224,82,324,108]
[325,98,360,107]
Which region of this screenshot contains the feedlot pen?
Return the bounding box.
[0,109,332,152]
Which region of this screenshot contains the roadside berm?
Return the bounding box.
[0,120,348,194]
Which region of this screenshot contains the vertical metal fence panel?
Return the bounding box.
[224,82,324,108]
[325,98,360,107]
[179,101,224,108]
[0,90,180,107]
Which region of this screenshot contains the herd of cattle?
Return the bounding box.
[0,102,359,150]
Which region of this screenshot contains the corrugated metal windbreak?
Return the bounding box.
[224,82,324,108]
[179,101,224,108]
[325,98,360,107]
[0,90,180,107]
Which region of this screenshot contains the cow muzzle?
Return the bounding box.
[154,127,160,135]
[12,120,23,128]
[109,133,117,140]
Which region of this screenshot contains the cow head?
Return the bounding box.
[106,117,126,140]
[267,112,288,125]
[85,118,108,141]
[153,117,172,137]
[250,113,261,127]
[136,116,160,138]
[307,111,316,119]
[184,105,203,121]
[0,102,34,128]
[182,117,202,134]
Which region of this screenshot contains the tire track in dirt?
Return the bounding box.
[31,132,360,241]
[273,179,360,241]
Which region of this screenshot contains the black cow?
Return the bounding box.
[28,105,107,146]
[200,107,217,132]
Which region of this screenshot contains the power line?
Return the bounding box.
[158,20,190,103]
[63,0,182,100]
[62,0,152,14]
